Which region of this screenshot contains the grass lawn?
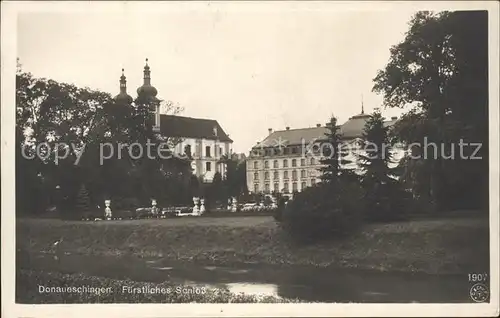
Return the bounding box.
[17,215,489,275]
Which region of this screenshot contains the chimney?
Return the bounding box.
[268,128,273,135]
[286,126,290,130]
[391,116,398,120]
[316,124,321,127]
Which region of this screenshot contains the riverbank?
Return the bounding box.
[17,269,299,303]
[17,216,489,275]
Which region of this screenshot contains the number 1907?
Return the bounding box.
[468,273,488,282]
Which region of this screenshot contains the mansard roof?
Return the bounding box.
[159,115,232,142]
[252,114,397,148]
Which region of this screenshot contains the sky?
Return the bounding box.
[17,2,416,153]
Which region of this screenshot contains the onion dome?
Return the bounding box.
[114,68,133,105]
[137,58,159,106]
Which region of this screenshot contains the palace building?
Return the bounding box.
[114,59,233,182]
[246,107,403,195]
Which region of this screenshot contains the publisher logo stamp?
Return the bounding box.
[469,283,489,303]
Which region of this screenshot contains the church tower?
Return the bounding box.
[113,68,133,105]
[136,58,161,132]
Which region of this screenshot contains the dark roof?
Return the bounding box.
[259,127,329,148]
[159,115,233,142]
[338,113,372,139]
[252,113,397,148]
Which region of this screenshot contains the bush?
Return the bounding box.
[280,181,365,243]
[362,182,421,223]
[273,196,287,222]
[112,197,140,211]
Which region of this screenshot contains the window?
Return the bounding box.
[301,158,305,166]
[220,147,223,156]
[273,171,279,180]
[184,145,192,158]
[206,162,212,172]
[310,157,315,165]
[284,171,289,179]
[254,161,258,169]
[292,182,298,192]
[283,159,288,168]
[265,184,270,193]
[311,178,316,185]
[254,184,259,193]
[264,172,270,180]
[264,161,269,168]
[301,182,306,191]
[273,160,278,168]
[254,172,259,180]
[292,159,297,167]
[300,170,306,178]
[274,182,279,192]
[284,183,289,193]
[292,170,297,180]
[205,146,211,157]
[292,147,298,154]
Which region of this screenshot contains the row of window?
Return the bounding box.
[253,169,311,181]
[253,158,316,169]
[252,145,304,157]
[204,162,224,172]
[254,179,316,193]
[184,145,225,158]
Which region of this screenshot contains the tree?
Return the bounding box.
[359,110,395,186]
[220,155,247,198]
[75,184,91,219]
[16,69,112,215]
[208,171,223,206]
[15,68,193,215]
[359,110,406,221]
[372,11,488,210]
[319,115,352,187]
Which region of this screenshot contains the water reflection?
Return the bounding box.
[17,251,473,303]
[226,283,278,296]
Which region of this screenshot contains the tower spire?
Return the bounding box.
[114,68,133,105]
[143,58,151,86]
[361,94,364,114]
[120,68,127,94]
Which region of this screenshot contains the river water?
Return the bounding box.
[17,251,474,303]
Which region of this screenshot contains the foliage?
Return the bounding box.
[372,11,488,210]
[273,193,287,222]
[74,184,92,219]
[359,110,408,221]
[280,181,364,243]
[220,155,248,199]
[15,68,193,216]
[319,115,352,186]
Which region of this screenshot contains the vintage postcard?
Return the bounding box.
[1,1,499,317]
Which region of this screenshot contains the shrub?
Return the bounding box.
[112,197,140,211]
[363,181,412,223]
[71,184,91,220]
[280,180,365,243]
[273,196,287,222]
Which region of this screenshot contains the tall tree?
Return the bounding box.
[319,115,352,186]
[359,110,395,186]
[359,110,404,221]
[16,68,192,213]
[372,11,488,210]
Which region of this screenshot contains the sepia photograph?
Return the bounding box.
[1,1,499,317]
